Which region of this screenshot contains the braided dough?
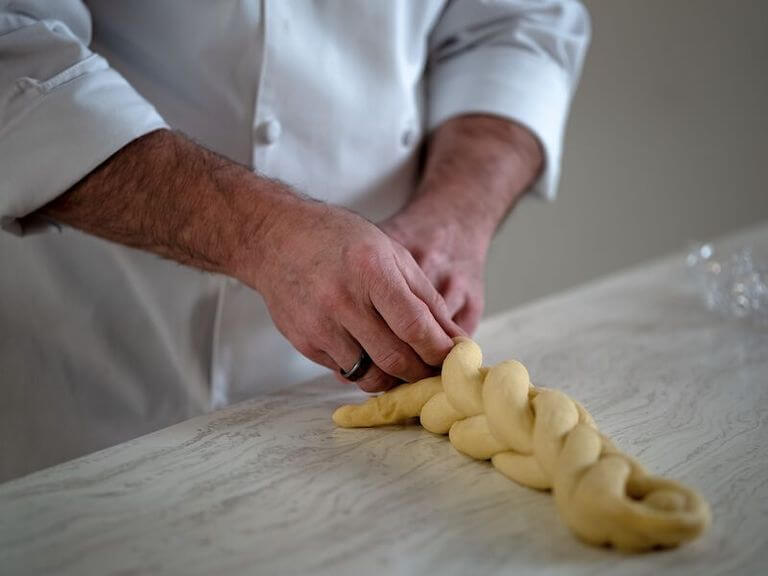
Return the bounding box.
[333,337,710,551]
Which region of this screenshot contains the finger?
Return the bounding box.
[354,366,399,393]
[333,367,397,393]
[291,340,338,372]
[393,247,464,338]
[340,305,434,383]
[440,275,465,318]
[300,343,392,392]
[369,271,455,367]
[319,328,399,393]
[454,294,484,336]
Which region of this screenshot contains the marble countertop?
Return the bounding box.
[2,223,767,576]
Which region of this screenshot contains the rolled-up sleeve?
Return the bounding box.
[0,1,167,235]
[427,0,591,201]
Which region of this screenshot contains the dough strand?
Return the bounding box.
[333,337,710,552]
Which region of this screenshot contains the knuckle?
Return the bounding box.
[419,247,448,274]
[348,242,382,272]
[349,244,395,293]
[377,348,409,377]
[401,308,431,344]
[420,252,442,275]
[318,285,357,316]
[433,291,451,316]
[316,285,341,312]
[358,370,395,393]
[443,273,462,293]
[311,327,336,352]
[466,291,484,314]
[409,247,424,264]
[293,338,318,360]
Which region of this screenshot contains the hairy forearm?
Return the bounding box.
[34,130,459,390]
[38,129,294,282]
[405,114,543,239]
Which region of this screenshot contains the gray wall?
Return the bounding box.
[485,0,768,316]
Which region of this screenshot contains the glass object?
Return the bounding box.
[686,241,768,327]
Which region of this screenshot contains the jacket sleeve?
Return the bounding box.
[427,0,591,201]
[0,0,168,235]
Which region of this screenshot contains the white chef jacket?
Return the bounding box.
[0,0,590,479]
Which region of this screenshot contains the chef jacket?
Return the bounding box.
[0,0,590,480]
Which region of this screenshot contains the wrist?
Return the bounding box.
[407,114,543,243]
[386,197,492,261]
[402,187,497,246]
[227,179,307,292]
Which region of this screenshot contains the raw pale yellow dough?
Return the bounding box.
[333,337,710,552]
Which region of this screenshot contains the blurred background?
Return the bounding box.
[485,0,768,316]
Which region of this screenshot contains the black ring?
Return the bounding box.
[340,351,372,382]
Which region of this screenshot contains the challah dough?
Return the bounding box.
[333,337,710,552]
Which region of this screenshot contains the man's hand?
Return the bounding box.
[246,195,460,392]
[382,115,544,334]
[40,129,458,393]
[381,209,488,335]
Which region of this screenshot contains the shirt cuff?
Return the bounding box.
[428,47,572,202]
[0,55,168,236]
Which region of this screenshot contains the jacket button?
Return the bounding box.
[259,119,282,144]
